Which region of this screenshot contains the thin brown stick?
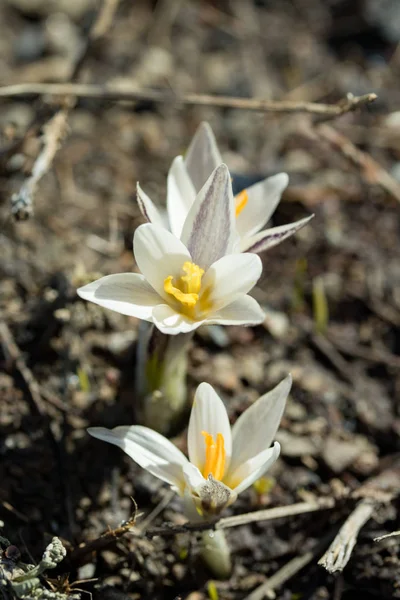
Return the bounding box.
[0,84,377,116]
[8,0,120,220]
[316,123,400,204]
[244,531,336,600]
[146,498,336,538]
[11,109,69,220]
[0,321,47,416]
[68,505,137,563]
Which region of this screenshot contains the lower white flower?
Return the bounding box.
[77,222,264,335]
[88,376,291,520]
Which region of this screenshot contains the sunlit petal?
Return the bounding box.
[77,273,161,319]
[236,173,289,238]
[136,183,165,228]
[134,223,192,300]
[167,156,197,238]
[184,122,223,193]
[229,376,291,474]
[241,215,314,254]
[201,252,262,311]
[226,442,281,495]
[88,426,188,491]
[152,304,205,335]
[181,164,237,270]
[206,295,264,326]
[188,383,232,474]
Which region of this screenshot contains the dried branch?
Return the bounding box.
[68,507,137,564]
[0,84,377,116]
[11,109,69,220]
[319,456,400,573]
[244,531,336,600]
[316,123,400,204]
[374,530,400,542]
[8,0,120,220]
[146,497,336,538]
[318,500,375,574]
[0,320,47,416]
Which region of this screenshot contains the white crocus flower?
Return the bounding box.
[88,376,291,519]
[77,165,264,335]
[137,122,312,254]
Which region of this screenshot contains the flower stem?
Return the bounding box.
[200,529,232,579]
[135,323,193,433]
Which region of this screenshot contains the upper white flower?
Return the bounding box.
[88,376,291,519]
[137,122,312,254]
[77,165,264,335]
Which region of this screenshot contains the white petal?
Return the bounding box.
[227,442,281,495]
[134,223,192,300]
[228,375,291,474]
[187,382,232,475]
[182,461,206,491]
[241,215,314,254]
[184,122,223,193]
[77,273,161,319]
[151,304,204,335]
[236,173,289,238]
[136,183,165,229]
[181,164,237,270]
[206,295,264,326]
[201,252,262,311]
[88,426,188,491]
[167,156,197,238]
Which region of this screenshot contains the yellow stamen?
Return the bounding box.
[164,261,205,310]
[164,276,198,306]
[181,261,204,294]
[201,431,226,481]
[235,189,248,217]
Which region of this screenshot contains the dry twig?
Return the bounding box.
[8,0,120,220]
[11,109,69,220]
[68,505,137,564]
[0,320,47,416]
[244,531,336,600]
[0,85,377,116]
[146,497,336,538]
[318,500,375,574]
[374,530,400,542]
[319,456,400,573]
[316,123,400,204]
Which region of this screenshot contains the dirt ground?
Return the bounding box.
[1,1,400,599]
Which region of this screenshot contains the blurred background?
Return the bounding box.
[1,1,400,599]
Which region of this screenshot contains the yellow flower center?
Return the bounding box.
[164,261,209,318]
[201,431,226,481]
[235,189,248,217]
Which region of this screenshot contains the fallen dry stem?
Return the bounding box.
[316,124,400,204]
[11,109,69,220]
[319,456,400,573]
[146,498,336,538]
[244,531,336,600]
[318,499,375,574]
[8,0,120,219]
[68,509,137,564]
[0,320,47,416]
[0,84,377,115]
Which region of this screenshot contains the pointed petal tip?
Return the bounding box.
[272,440,281,458]
[87,426,110,440]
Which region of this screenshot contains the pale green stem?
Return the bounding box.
[200,529,232,579]
[135,323,193,433]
